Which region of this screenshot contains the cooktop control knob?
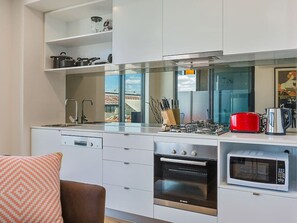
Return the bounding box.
[191,151,197,156]
[171,149,177,154]
[181,150,187,155]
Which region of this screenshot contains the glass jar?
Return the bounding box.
[91,16,102,33]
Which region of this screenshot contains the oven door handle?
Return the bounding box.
[160,157,207,166]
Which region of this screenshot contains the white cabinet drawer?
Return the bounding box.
[103,146,153,165]
[218,188,297,223]
[154,205,217,223]
[104,184,153,218]
[103,160,153,191]
[103,133,153,150]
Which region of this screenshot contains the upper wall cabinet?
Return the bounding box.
[44,0,114,73]
[162,0,223,57]
[224,0,297,55]
[112,0,163,64]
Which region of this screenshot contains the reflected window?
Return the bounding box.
[124,74,144,123]
[105,73,144,123]
[105,75,120,122]
[213,67,254,124]
[176,68,254,125]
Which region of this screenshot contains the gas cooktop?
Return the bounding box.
[166,120,229,136]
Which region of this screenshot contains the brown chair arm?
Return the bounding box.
[60,180,106,223]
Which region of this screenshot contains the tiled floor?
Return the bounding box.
[105,216,132,223]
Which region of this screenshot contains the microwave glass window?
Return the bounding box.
[230,157,276,184]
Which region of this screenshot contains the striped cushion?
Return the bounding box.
[0,153,63,223]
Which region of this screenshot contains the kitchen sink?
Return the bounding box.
[42,123,81,128]
[83,121,108,124]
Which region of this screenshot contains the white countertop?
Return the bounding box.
[31,123,297,146]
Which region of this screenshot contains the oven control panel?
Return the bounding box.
[155,142,217,160]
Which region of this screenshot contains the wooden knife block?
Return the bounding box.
[161,109,180,128]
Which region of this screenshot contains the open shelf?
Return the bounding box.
[25,0,109,13]
[46,31,112,47]
[45,63,119,75]
[46,0,112,21]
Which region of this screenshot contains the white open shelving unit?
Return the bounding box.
[42,0,113,74]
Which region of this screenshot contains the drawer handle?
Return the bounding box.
[252,192,260,196]
[124,187,130,190]
[124,148,130,150]
[124,162,130,165]
[124,133,129,136]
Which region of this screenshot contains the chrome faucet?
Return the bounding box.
[81,99,94,124]
[65,98,78,124]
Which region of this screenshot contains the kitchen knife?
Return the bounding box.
[159,102,164,111]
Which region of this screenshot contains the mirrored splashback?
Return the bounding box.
[66,58,297,132]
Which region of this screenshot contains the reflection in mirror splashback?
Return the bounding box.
[66,59,297,132]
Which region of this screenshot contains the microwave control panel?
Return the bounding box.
[277,160,286,185]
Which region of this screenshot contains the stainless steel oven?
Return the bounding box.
[154,141,217,216]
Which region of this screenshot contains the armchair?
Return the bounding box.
[60,180,106,223]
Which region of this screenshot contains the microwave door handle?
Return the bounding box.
[160,157,207,166]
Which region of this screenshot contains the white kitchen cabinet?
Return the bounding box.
[223,0,297,55]
[103,146,153,165]
[163,0,223,57]
[112,0,162,64]
[31,128,61,155]
[103,133,154,217]
[103,160,152,191]
[44,0,114,74]
[104,184,153,218]
[218,187,297,223]
[154,205,217,223]
[103,133,153,150]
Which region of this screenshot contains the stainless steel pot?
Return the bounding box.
[50,52,74,68]
[265,108,292,135]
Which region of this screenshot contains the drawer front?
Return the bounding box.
[218,188,297,223]
[103,146,153,165]
[103,160,153,191]
[103,133,153,150]
[104,184,153,218]
[154,205,217,223]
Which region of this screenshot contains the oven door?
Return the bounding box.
[154,155,217,216]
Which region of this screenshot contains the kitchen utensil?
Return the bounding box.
[230,112,264,133]
[91,16,102,32]
[265,108,292,135]
[88,57,100,65]
[75,57,100,66]
[103,19,113,31]
[107,54,112,63]
[50,52,72,68]
[59,57,75,68]
[75,57,89,66]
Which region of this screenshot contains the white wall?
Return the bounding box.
[0,0,13,154]
[254,66,275,113]
[66,74,105,123]
[0,1,66,155]
[22,5,65,155]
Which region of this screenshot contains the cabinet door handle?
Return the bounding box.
[252,192,260,196]
[124,187,130,190]
[124,148,130,150]
[124,162,130,165]
[124,133,129,136]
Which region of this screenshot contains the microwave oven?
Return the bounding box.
[227,150,289,191]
